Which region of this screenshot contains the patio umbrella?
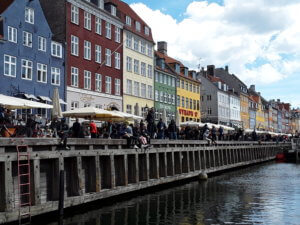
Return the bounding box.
[52,88,62,118]
[0,94,53,109]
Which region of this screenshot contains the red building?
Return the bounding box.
[41,0,124,110]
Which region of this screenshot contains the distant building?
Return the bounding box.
[0,0,66,118]
[249,85,265,130]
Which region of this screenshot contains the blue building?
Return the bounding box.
[0,0,65,118]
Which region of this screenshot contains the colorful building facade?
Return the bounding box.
[0,0,66,117]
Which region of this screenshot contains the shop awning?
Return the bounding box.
[23,94,39,101]
[0,94,53,109]
[38,96,52,102]
[59,99,67,105]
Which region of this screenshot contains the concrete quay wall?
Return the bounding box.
[0,138,291,224]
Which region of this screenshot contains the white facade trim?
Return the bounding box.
[67,86,122,100]
[67,0,123,29]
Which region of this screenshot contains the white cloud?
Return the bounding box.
[130,0,300,87]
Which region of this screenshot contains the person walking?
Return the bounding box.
[90,120,98,138]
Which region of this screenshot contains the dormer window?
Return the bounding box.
[126,16,131,26]
[175,64,180,73]
[184,68,188,76]
[111,5,116,16]
[145,26,149,35]
[135,21,141,32]
[25,7,34,24]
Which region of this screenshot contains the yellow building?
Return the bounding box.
[253,95,265,130]
[117,1,155,116]
[240,93,249,129]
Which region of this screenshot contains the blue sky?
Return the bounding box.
[126,0,300,108]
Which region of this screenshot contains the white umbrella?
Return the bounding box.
[52,88,62,118]
[112,111,143,121]
[62,107,122,120]
[180,121,205,127]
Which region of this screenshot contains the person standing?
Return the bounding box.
[211,126,217,144]
[72,119,81,138]
[218,126,224,141]
[157,118,166,139]
[146,108,155,138]
[90,121,98,138]
[168,119,177,140]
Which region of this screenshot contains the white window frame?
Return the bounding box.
[126,16,131,26]
[95,17,102,35]
[126,105,132,114]
[37,63,47,83]
[134,38,139,51]
[84,11,91,30]
[135,21,141,32]
[105,22,111,39]
[134,59,139,74]
[51,41,63,58]
[71,67,78,87]
[111,5,116,16]
[8,26,17,43]
[126,56,132,72]
[141,62,146,76]
[95,45,101,63]
[155,90,159,101]
[115,27,120,43]
[21,59,33,80]
[147,65,153,78]
[51,67,60,86]
[141,41,146,54]
[4,55,16,77]
[105,48,111,66]
[126,79,132,95]
[71,101,79,110]
[71,35,79,56]
[147,44,153,57]
[115,78,120,96]
[141,83,146,98]
[145,26,149,35]
[23,31,32,47]
[134,81,140,97]
[148,85,153,99]
[71,5,79,25]
[126,33,132,48]
[105,76,111,94]
[84,40,91,60]
[25,7,34,24]
[84,70,91,90]
[95,73,102,92]
[38,36,47,52]
[114,52,120,69]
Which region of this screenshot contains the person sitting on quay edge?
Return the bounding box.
[121,122,135,148]
[90,120,98,138]
[57,118,69,150]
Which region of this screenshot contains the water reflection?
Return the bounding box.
[42,162,300,225]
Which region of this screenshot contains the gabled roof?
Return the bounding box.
[0,0,14,14]
[106,0,154,43]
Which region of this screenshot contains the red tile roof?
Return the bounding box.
[106,0,154,43]
[0,0,14,14]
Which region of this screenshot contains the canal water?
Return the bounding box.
[42,162,300,225]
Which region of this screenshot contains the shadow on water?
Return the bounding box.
[29,162,300,225]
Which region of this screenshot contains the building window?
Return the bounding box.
[71,5,79,24]
[111,5,116,16]
[141,83,146,98]
[4,55,16,77]
[164,74,167,85]
[145,26,149,35]
[84,12,91,30]
[167,76,171,86]
[193,100,196,110]
[95,104,102,109]
[155,90,159,101]
[160,91,164,103]
[134,37,139,51]
[126,105,132,114]
[148,85,153,99]
[51,42,62,58]
[197,100,200,110]
[134,81,140,96]
[208,107,212,115]
[126,16,131,26]
[105,49,111,66]
[71,101,79,110]
[105,76,111,94]
[190,99,193,109]
[126,56,132,72]
[189,84,192,92]
[8,26,17,43]
[84,103,91,108]
[135,21,141,32]
[159,73,163,83]
[134,59,139,74]
[84,40,91,60]
[38,36,46,52]
[185,82,188,90]
[23,31,32,47]
[84,70,91,90]
[115,27,121,43]
[155,72,159,82]
[141,41,146,54]
[95,73,102,92]
[177,79,180,87]
[207,95,212,101]
[147,65,153,78]
[186,98,189,109]
[126,33,132,48]
[115,78,120,95]
[177,95,180,106]
[126,79,132,95]
[95,45,101,63]
[71,35,79,56]
[25,7,34,24]
[95,17,102,35]
[181,80,184,89]
[181,96,185,107]
[21,59,32,80]
[114,52,120,69]
[193,85,196,93]
[164,93,168,104]
[51,67,60,85]
[147,44,153,57]
[141,62,146,76]
[37,63,47,83]
[71,67,78,87]
[172,95,175,105]
[105,22,111,39]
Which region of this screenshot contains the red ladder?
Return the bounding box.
[17,145,31,225]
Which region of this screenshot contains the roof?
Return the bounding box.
[0,0,14,14]
[106,0,154,43]
[155,51,199,83]
[249,95,258,103]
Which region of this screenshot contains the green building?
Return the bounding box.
[154,47,177,123]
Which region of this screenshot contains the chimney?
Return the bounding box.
[225,65,228,72]
[157,41,167,55]
[207,65,215,76]
[250,84,255,91]
[277,99,280,102]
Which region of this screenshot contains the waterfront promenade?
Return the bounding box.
[0,138,291,224]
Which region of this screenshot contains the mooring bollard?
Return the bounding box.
[198,172,208,180]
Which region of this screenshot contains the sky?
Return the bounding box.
[124,0,300,108]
